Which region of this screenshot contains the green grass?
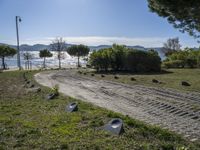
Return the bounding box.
[80,69,200,92]
[0,70,199,149]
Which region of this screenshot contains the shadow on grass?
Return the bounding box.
[92,69,173,76]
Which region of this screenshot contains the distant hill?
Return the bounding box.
[0,43,165,58]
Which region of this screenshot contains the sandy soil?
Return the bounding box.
[35,69,200,141]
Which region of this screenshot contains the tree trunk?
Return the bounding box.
[78,56,80,68]
[58,52,61,69]
[2,57,6,70]
[43,57,46,68]
[59,58,61,69]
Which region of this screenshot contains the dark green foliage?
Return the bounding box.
[0,45,16,69]
[148,0,200,40]
[67,45,90,67]
[89,44,161,72]
[163,48,200,68]
[39,49,53,68]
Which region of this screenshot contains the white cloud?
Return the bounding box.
[19,36,167,47]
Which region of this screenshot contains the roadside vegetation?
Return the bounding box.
[1,71,200,149]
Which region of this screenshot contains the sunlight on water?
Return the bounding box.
[3,51,87,69]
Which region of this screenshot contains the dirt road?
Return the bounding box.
[35,70,200,141]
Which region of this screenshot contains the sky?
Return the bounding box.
[0,0,199,48]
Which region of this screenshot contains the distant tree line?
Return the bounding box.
[89,44,161,72]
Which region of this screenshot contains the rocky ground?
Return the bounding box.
[35,69,200,141]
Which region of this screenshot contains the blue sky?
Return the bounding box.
[0,0,199,47]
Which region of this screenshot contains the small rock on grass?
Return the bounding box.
[181,81,191,86]
[152,79,159,83]
[114,76,119,79]
[130,77,136,81]
[101,74,105,78]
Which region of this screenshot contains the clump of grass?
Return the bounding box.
[51,84,59,96]
[91,74,95,76]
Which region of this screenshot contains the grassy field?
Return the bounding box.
[79,69,200,92]
[0,71,200,149]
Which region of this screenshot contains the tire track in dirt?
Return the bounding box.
[35,70,200,141]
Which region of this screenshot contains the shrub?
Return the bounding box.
[162,60,185,68]
[51,84,59,96]
[89,44,161,72]
[163,48,200,68]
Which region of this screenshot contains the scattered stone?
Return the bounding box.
[66,102,78,112]
[181,81,191,86]
[27,87,41,93]
[152,79,159,83]
[26,81,30,84]
[83,72,87,75]
[46,93,57,100]
[101,74,105,78]
[114,76,119,79]
[190,138,198,142]
[130,77,136,81]
[27,84,35,88]
[91,74,95,76]
[104,118,124,135]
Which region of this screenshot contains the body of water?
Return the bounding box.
[2,51,87,69]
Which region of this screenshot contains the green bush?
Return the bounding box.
[162,60,185,68]
[89,45,161,72]
[163,48,200,68]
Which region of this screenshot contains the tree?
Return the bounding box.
[39,49,53,68]
[162,37,181,56]
[24,52,34,70]
[148,0,200,40]
[89,45,161,72]
[51,37,66,69]
[0,45,16,70]
[67,44,90,67]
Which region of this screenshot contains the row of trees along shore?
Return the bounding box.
[0,38,90,70]
[1,37,200,71]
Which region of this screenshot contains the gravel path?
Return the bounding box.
[35,70,200,141]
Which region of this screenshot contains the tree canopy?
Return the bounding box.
[0,45,16,58]
[39,49,53,68]
[89,44,161,72]
[148,0,200,39]
[39,49,53,58]
[67,44,90,67]
[0,45,16,69]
